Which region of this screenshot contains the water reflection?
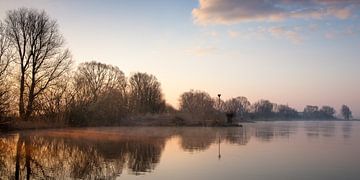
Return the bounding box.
[0,121,356,179]
[304,121,337,138]
[342,121,352,139]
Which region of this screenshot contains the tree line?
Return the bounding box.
[178,90,353,123]
[0,8,354,128]
[0,8,169,127]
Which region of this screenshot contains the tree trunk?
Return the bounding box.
[15,135,23,180]
[19,72,25,120]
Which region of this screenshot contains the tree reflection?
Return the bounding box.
[304,121,336,138]
[341,121,352,139]
[254,122,297,142]
[0,129,168,179]
[1,123,349,179]
[177,128,216,152]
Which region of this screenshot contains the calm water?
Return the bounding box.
[1,121,359,180]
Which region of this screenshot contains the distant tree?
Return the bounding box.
[70,61,127,125]
[179,90,215,122]
[73,61,127,104]
[319,106,336,119]
[223,97,250,119]
[276,104,299,119]
[303,105,319,119]
[253,100,274,119]
[129,72,165,114]
[341,105,352,120]
[5,8,72,121]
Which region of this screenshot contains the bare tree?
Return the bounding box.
[129,72,165,114]
[33,76,72,123]
[275,104,299,119]
[70,61,127,125]
[0,21,12,120]
[0,21,11,77]
[252,100,274,119]
[223,96,250,119]
[341,105,352,120]
[319,106,336,119]
[5,8,72,121]
[179,90,215,123]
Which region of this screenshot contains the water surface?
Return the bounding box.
[1,121,359,179]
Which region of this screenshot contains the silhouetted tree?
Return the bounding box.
[5,8,72,121]
[223,96,250,120]
[303,105,319,119]
[0,21,11,122]
[276,104,299,119]
[179,90,216,124]
[252,100,274,119]
[319,106,336,119]
[70,61,127,125]
[341,105,352,120]
[33,77,72,123]
[128,72,165,114]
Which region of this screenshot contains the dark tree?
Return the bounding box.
[319,106,336,119]
[5,8,72,121]
[223,96,250,119]
[341,105,352,120]
[70,61,127,125]
[253,100,274,119]
[129,72,165,114]
[276,105,299,119]
[179,90,216,124]
[0,21,11,121]
[303,105,319,119]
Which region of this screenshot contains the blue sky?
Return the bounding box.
[1,0,359,117]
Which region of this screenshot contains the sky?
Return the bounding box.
[0,0,359,118]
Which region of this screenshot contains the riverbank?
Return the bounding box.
[1,115,357,133]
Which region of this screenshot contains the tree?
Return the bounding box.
[223,96,250,119]
[33,77,72,123]
[128,72,165,114]
[0,21,12,121]
[276,104,299,119]
[0,21,11,78]
[319,106,336,119]
[179,90,216,123]
[70,61,127,125]
[341,105,352,120]
[303,105,319,119]
[253,100,274,118]
[5,8,72,121]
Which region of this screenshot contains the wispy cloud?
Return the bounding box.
[324,25,360,39]
[226,26,304,44]
[269,27,303,44]
[187,46,218,56]
[228,30,240,38]
[192,0,359,25]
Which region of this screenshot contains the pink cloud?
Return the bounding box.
[193,0,359,25]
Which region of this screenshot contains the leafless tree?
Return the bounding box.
[129,72,165,114]
[70,61,127,125]
[74,61,126,104]
[179,90,215,123]
[223,96,250,119]
[5,8,72,121]
[33,76,72,123]
[252,99,274,118]
[0,21,12,120]
[341,105,352,120]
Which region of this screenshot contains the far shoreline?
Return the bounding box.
[1,119,359,133]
